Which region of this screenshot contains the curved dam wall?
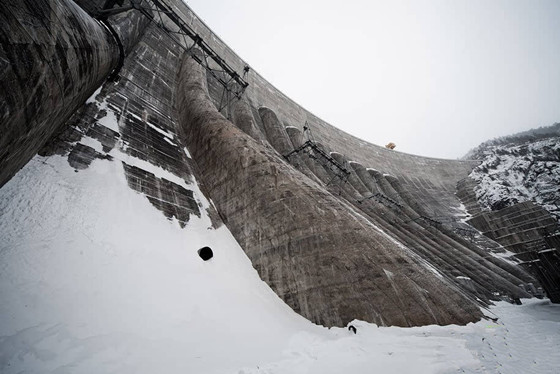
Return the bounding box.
[177,55,484,327]
[0,0,149,188]
[172,2,478,187]
[176,46,535,326]
[0,0,538,327]
[170,0,535,312]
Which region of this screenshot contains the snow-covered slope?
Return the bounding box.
[1,152,559,373]
[468,137,560,220]
[0,151,311,373]
[464,123,560,161]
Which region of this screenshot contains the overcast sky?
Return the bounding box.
[185,0,560,159]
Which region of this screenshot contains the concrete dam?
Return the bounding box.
[1,0,556,332]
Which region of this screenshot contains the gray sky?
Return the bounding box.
[186,0,560,159]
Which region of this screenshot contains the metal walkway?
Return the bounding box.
[97,0,249,112]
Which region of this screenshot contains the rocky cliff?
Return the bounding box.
[457,124,560,302]
[465,124,560,220]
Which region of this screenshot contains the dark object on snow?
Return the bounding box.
[513,297,522,305]
[198,246,213,261]
[348,325,357,334]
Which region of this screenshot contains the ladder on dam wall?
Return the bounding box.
[357,192,404,209]
[284,123,351,186]
[97,0,249,111]
[357,193,445,226]
[283,123,477,236]
[359,193,479,241]
[285,140,351,184]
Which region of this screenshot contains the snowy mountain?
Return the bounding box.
[464,123,560,160]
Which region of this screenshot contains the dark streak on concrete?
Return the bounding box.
[122,162,200,227]
[34,23,218,228]
[68,143,112,170]
[0,0,119,187]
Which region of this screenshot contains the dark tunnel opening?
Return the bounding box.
[198,246,213,261]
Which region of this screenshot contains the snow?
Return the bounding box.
[0,155,309,373]
[0,151,559,373]
[183,146,192,158]
[79,135,105,153]
[128,111,175,139]
[96,97,120,132]
[115,150,191,188]
[488,248,522,266]
[164,136,178,146]
[453,202,473,223]
[85,86,102,104]
[469,138,560,220]
[236,300,560,374]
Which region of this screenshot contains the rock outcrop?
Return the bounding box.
[456,126,560,303]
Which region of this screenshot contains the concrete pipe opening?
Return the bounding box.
[198,246,213,261]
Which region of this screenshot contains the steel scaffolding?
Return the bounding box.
[96,0,249,114]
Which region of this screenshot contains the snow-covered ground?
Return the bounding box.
[1,151,559,373]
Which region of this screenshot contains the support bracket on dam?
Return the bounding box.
[357,192,404,209]
[130,0,249,104]
[452,226,478,241]
[401,215,443,227]
[285,123,351,185]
